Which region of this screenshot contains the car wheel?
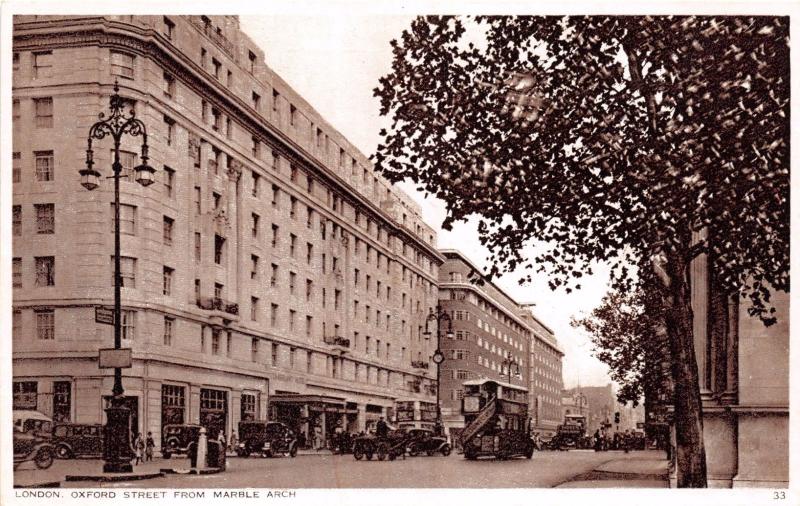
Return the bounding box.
[365,450,374,461]
[353,445,364,460]
[464,449,477,460]
[525,446,534,459]
[376,443,388,461]
[441,445,452,457]
[35,448,54,469]
[55,445,72,459]
[289,445,297,458]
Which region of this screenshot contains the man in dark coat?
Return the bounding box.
[376,417,389,438]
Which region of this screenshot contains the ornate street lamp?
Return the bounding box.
[81,81,154,473]
[502,355,521,385]
[423,305,453,435]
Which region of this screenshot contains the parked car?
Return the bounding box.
[406,428,451,457]
[52,423,104,459]
[13,409,53,437]
[162,424,203,459]
[237,421,298,458]
[13,425,54,469]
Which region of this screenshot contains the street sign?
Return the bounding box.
[95,307,114,325]
[99,348,132,368]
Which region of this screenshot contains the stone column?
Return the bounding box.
[356,404,366,433]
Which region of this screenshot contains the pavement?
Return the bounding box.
[15,450,669,488]
[555,450,669,488]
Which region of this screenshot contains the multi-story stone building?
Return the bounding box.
[436,250,533,434]
[519,309,564,437]
[11,15,443,448]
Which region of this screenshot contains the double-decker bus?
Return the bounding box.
[394,400,438,430]
[460,379,534,460]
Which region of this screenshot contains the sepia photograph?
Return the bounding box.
[1,1,795,505]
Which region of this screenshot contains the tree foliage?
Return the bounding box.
[373,16,789,320]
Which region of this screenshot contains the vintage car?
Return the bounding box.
[14,425,54,469]
[52,423,104,459]
[406,428,451,457]
[161,424,203,459]
[237,421,298,458]
[352,427,410,461]
[13,409,53,437]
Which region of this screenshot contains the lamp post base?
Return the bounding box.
[103,396,133,473]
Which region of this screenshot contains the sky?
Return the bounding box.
[240,14,614,389]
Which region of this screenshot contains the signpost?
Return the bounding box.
[95,307,114,325]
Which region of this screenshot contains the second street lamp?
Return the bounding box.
[502,356,521,385]
[423,305,453,436]
[81,80,155,473]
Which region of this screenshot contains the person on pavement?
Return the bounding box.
[376,417,389,438]
[145,432,155,461]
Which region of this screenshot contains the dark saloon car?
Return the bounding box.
[237,421,298,458]
[52,423,104,459]
[406,428,451,457]
[14,425,54,469]
[162,424,203,459]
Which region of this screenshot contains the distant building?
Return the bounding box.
[519,309,564,438]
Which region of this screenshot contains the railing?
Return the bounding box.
[323,335,350,348]
[197,296,239,316]
[411,360,429,370]
[189,16,235,59]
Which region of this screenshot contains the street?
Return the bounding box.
[13,450,667,488]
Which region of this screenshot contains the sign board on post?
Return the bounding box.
[99,348,132,369]
[95,307,114,325]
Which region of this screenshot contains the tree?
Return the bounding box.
[373,16,789,487]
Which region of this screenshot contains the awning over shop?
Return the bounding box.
[269,394,357,414]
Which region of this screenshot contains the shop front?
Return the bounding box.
[269,394,357,450]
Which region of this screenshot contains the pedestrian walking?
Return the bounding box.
[133,433,144,465]
[145,431,155,461]
[376,417,388,438]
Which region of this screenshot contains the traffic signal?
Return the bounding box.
[614,412,620,424]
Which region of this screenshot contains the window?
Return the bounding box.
[271,343,278,365]
[200,47,207,68]
[272,89,280,111]
[212,58,221,79]
[252,172,260,197]
[306,207,314,229]
[270,304,278,327]
[118,150,136,180]
[34,98,53,128]
[201,99,208,122]
[36,309,54,340]
[195,279,201,300]
[248,50,257,73]
[12,99,20,121]
[306,243,313,264]
[227,70,233,87]
[289,347,296,369]
[334,289,341,310]
[290,196,297,218]
[13,206,21,236]
[306,279,313,301]
[271,184,279,207]
[289,309,296,331]
[226,117,232,139]
[251,254,259,279]
[271,224,279,247]
[214,283,223,299]
[252,136,260,158]
[211,329,220,355]
[306,176,314,194]
[35,204,54,234]
[121,310,136,340]
[194,186,202,214]
[251,297,259,321]
[214,234,225,264]
[305,315,313,338]
[115,256,136,288]
[252,91,261,110]
[164,167,175,197]
[12,258,22,288]
[163,316,174,345]
[251,213,260,237]
[212,108,221,132]
[162,216,174,245]
[272,151,280,171]
[290,164,298,183]
[163,266,174,295]
[163,16,175,39]
[289,272,296,294]
[110,51,134,78]
[290,104,297,126]
[34,150,54,180]
[163,115,175,146]
[36,257,56,286]
[251,338,259,362]
[13,52,19,71]
[164,73,176,98]
[290,234,297,257]
[270,263,278,287]
[33,51,53,78]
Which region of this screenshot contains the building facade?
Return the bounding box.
[520,309,564,437]
[670,241,789,488]
[436,250,533,433]
[11,15,443,449]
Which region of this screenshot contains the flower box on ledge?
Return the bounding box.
[411,360,429,370]
[323,336,351,353]
[196,297,239,322]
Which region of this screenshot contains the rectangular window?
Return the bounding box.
[33,51,53,78]
[227,70,233,88]
[163,266,174,295]
[290,104,297,126]
[36,310,54,340]
[290,234,296,257]
[194,186,202,214]
[251,338,259,362]
[289,309,296,331]
[214,235,225,264]
[12,258,22,288]
[35,204,54,234]
[250,297,259,321]
[271,224,279,247]
[272,89,280,111]
[34,98,53,128]
[271,184,279,207]
[163,16,175,39]
[118,150,136,180]
[214,283,223,299]
[252,91,261,110]
[13,52,19,71]
[115,256,136,288]
[12,205,21,236]
[305,315,312,338]
[252,172,260,197]
[212,57,221,79]
[270,304,278,327]
[289,272,296,294]
[306,279,313,302]
[110,51,135,78]
[163,115,175,146]
[306,243,313,264]
[163,316,175,345]
[35,257,56,286]
[163,216,174,245]
[271,342,279,366]
[164,73,176,98]
[251,213,260,237]
[194,232,201,261]
[250,254,259,279]
[163,167,175,197]
[290,197,297,219]
[251,136,260,158]
[226,117,232,139]
[34,150,54,181]
[270,263,278,287]
[12,99,20,121]
[211,329,220,355]
[201,47,207,68]
[248,50,257,73]
[121,309,136,340]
